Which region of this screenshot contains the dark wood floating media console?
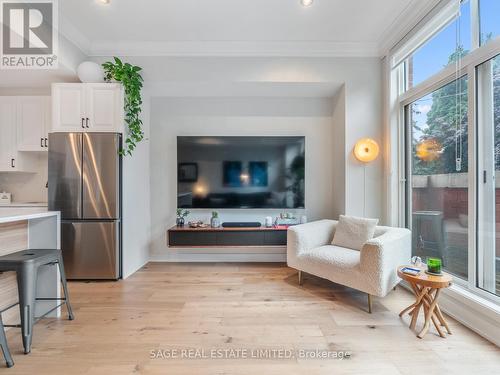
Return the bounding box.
[167,226,288,247]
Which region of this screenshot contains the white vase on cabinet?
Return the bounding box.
[76,61,104,83]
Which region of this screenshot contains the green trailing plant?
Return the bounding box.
[102,57,144,156]
[211,211,219,218]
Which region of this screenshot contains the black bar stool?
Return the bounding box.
[0,249,74,354]
[0,314,14,367]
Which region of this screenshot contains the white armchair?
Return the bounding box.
[287,219,411,312]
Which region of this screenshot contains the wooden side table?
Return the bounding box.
[397,266,453,339]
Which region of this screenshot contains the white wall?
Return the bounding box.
[0,32,85,89]
[121,93,152,278]
[86,56,384,264]
[135,57,384,218]
[344,67,383,219]
[150,97,336,261]
[331,86,346,218]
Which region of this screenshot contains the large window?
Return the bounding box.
[408,77,469,280]
[479,0,500,46]
[394,0,500,303]
[408,1,470,88]
[477,54,500,296]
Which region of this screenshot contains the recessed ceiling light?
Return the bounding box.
[301,0,313,7]
[97,0,111,4]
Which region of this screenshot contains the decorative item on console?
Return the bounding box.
[176,209,190,227]
[188,221,209,229]
[265,216,273,228]
[210,211,221,228]
[274,212,300,227]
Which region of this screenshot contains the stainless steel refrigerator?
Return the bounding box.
[48,133,122,280]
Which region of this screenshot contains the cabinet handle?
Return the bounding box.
[86,117,89,128]
[81,118,85,128]
[44,138,48,147]
[11,159,15,168]
[41,138,44,147]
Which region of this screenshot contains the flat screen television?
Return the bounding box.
[177,136,305,209]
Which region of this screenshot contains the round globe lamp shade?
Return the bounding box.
[77,61,104,83]
[353,138,379,163]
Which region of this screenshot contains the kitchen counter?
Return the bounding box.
[0,202,48,208]
[0,207,57,224]
[0,209,61,327]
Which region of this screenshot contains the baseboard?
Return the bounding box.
[122,258,149,279]
[150,247,287,262]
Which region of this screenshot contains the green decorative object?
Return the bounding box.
[211,211,220,228]
[102,57,144,156]
[426,257,442,275]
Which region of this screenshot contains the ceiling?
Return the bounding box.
[61,0,439,57]
[1,0,439,93]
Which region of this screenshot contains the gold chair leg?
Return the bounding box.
[298,270,303,286]
[367,294,372,314]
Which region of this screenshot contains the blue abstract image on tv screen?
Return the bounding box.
[249,162,268,187]
[223,161,243,187]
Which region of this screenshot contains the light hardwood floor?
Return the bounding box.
[3,262,500,374]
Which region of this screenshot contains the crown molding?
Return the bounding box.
[87,40,380,58]
[377,0,441,57]
[58,0,439,59]
[145,81,341,98]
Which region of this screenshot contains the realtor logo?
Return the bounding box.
[1,0,58,69]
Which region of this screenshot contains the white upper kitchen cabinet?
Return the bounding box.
[17,96,51,151]
[0,97,37,172]
[51,83,124,133]
[51,84,86,132]
[0,97,16,171]
[86,84,124,132]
